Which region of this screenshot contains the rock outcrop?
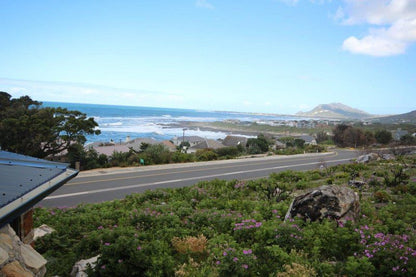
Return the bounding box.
[0,224,47,277]
[285,185,360,222]
[356,153,379,163]
[70,255,100,277]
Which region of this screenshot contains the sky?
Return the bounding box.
[0,0,415,115]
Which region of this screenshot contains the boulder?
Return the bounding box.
[356,153,379,163]
[70,255,100,277]
[33,224,55,241]
[285,185,360,222]
[381,153,395,160]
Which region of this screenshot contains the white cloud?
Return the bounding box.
[274,0,299,5]
[339,0,416,56]
[195,0,214,9]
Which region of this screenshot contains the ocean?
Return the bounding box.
[43,102,296,143]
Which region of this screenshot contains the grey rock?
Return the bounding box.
[356,153,379,163]
[33,224,55,241]
[285,185,360,222]
[70,255,100,277]
[381,154,395,160]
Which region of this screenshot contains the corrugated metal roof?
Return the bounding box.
[0,150,78,226]
[0,164,65,208]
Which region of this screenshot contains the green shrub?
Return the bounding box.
[195,149,218,161]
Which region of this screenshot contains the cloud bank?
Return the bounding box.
[339,0,416,56]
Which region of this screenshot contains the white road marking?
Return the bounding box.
[44,158,351,200]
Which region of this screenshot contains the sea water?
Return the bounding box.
[43,102,296,143]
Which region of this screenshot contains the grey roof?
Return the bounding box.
[0,151,78,227]
[191,139,225,150]
[182,136,205,143]
[126,138,159,151]
[298,135,316,143]
[222,136,248,147]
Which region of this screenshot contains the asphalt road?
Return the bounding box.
[39,149,358,207]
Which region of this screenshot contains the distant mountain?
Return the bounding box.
[296,103,371,119]
[372,110,416,124]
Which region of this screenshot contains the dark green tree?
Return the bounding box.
[374,129,393,144]
[400,134,416,145]
[246,134,269,154]
[294,138,305,148]
[333,124,370,148]
[0,92,100,158]
[316,130,329,143]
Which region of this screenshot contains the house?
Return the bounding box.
[0,151,78,276]
[189,139,225,153]
[126,138,160,152]
[222,135,248,147]
[90,144,131,156]
[172,136,205,147]
[298,135,317,145]
[161,140,177,152]
[393,128,409,141]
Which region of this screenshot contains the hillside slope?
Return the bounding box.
[296,103,371,119]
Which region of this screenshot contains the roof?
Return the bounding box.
[297,135,316,143]
[191,139,225,150]
[222,136,248,147]
[92,145,131,155]
[161,140,177,151]
[126,138,159,151]
[0,151,78,227]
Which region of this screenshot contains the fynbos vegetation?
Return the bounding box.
[34,154,416,276]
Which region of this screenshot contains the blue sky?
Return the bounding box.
[0,0,415,115]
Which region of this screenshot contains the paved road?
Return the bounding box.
[39,149,358,207]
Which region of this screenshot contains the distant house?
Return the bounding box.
[161,140,177,152]
[0,151,78,243]
[393,129,409,141]
[298,135,317,146]
[189,139,225,153]
[91,145,131,156]
[172,136,205,147]
[222,135,248,147]
[126,138,160,152]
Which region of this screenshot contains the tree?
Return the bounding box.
[0,92,100,158]
[400,134,416,145]
[246,134,269,154]
[316,130,329,144]
[294,138,305,148]
[332,124,370,148]
[333,124,350,147]
[374,129,393,144]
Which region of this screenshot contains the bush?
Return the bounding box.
[374,190,391,203]
[171,152,195,163]
[195,149,218,161]
[215,146,241,158]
